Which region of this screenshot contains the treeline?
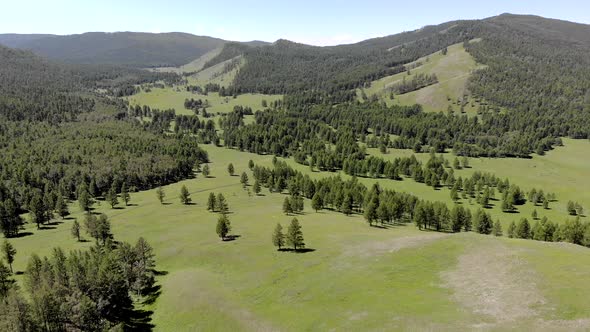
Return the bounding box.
[0,120,208,237]
[250,160,590,248]
[207,23,474,95]
[0,234,159,330]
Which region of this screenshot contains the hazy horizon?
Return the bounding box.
[2,0,589,46]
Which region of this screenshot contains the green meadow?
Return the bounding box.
[7,144,590,330]
[359,41,487,115]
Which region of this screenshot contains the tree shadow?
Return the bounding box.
[39,226,57,230]
[161,202,172,206]
[63,216,76,220]
[113,206,125,210]
[503,210,520,214]
[126,203,139,207]
[124,308,155,331]
[141,284,162,305]
[12,232,33,238]
[223,234,241,241]
[278,248,316,253]
[47,221,63,226]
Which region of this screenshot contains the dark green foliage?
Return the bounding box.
[507,221,517,238]
[216,193,229,214]
[156,187,165,205]
[121,182,130,206]
[240,172,249,187]
[492,220,503,237]
[16,238,157,330]
[207,192,216,211]
[179,185,191,205]
[286,218,305,250]
[216,214,231,240]
[106,184,119,209]
[227,163,235,176]
[272,223,285,250]
[516,218,531,239]
[71,220,81,242]
[1,240,16,273]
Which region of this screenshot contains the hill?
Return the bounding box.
[0,32,226,67]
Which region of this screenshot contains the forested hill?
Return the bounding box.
[206,14,590,100]
[0,44,179,121]
[0,32,226,67]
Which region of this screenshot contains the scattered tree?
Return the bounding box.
[156,186,165,204]
[272,223,285,250]
[216,214,231,240]
[2,240,16,273]
[286,218,305,250]
[179,185,192,205]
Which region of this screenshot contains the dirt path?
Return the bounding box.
[442,239,590,330]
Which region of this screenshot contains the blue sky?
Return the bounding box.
[2,0,589,45]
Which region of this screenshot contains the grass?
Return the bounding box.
[359,41,487,115]
[127,87,282,116]
[364,137,590,229]
[8,144,590,330]
[150,47,223,74]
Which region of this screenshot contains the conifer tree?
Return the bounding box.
[55,194,69,219]
[156,186,165,205]
[207,192,216,211]
[71,219,81,242]
[121,182,131,206]
[492,220,503,237]
[240,172,249,187]
[2,240,16,273]
[507,221,517,238]
[283,197,293,215]
[106,185,118,209]
[227,163,235,176]
[216,193,229,214]
[180,185,192,205]
[286,218,305,250]
[272,223,285,250]
[216,214,231,240]
[202,164,210,177]
[253,181,261,195]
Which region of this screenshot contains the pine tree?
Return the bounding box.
[364,202,378,226]
[2,240,16,273]
[253,181,261,195]
[286,218,305,250]
[216,193,229,214]
[121,182,131,206]
[240,172,249,187]
[71,219,81,242]
[106,185,118,209]
[532,209,538,220]
[202,164,210,177]
[207,192,216,211]
[272,223,285,250]
[156,186,165,205]
[248,159,254,170]
[227,163,235,176]
[179,185,192,205]
[283,197,293,215]
[507,221,517,238]
[216,214,231,240]
[516,218,531,239]
[55,194,69,219]
[78,190,92,212]
[311,192,323,212]
[492,220,503,237]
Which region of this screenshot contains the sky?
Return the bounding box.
[2,0,589,46]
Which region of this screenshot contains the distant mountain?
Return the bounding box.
[0,32,226,67]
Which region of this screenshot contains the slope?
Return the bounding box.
[0,32,226,67]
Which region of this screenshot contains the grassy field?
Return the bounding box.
[127,87,282,116]
[150,47,223,74]
[359,42,486,115]
[362,138,590,229]
[8,144,590,330]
